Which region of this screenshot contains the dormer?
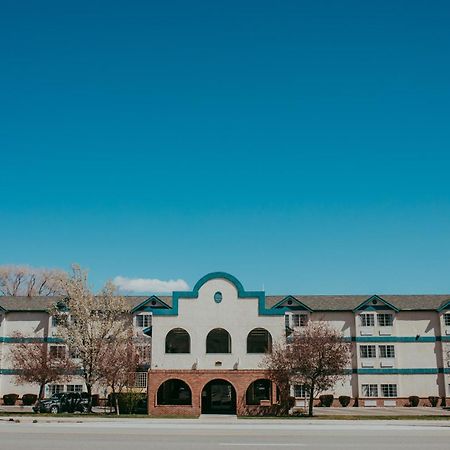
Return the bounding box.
[354,295,399,336]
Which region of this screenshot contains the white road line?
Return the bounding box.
[220,444,305,447]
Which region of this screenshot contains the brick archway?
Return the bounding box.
[147,370,277,416]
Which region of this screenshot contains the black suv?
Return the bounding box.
[33,392,90,414]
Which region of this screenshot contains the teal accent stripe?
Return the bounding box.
[355,368,448,374]
[354,336,438,343]
[0,337,64,343]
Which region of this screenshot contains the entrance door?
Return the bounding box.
[201,379,236,414]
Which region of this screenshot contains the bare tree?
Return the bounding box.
[9,333,76,399]
[98,337,142,415]
[0,265,67,296]
[53,265,132,410]
[263,321,351,416]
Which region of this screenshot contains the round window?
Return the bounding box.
[214,292,223,303]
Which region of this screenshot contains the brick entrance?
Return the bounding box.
[147,369,278,416]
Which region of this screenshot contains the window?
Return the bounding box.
[381,384,397,397]
[378,314,393,327]
[49,345,66,359]
[51,316,59,327]
[48,384,64,395]
[362,384,378,397]
[246,379,272,405]
[284,314,290,328]
[165,328,190,353]
[157,379,192,405]
[66,384,83,393]
[360,345,376,358]
[206,328,231,353]
[292,314,308,327]
[379,345,395,358]
[247,328,272,353]
[444,314,450,326]
[69,348,80,359]
[294,384,307,398]
[136,314,151,328]
[360,314,375,327]
[134,372,147,389]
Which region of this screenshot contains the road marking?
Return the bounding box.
[220,444,305,447]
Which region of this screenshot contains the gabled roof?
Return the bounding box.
[131,295,172,313]
[271,296,313,312]
[353,295,400,313]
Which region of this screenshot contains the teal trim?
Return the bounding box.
[353,295,400,313]
[0,337,64,343]
[355,336,438,343]
[355,368,441,375]
[437,300,450,312]
[272,296,313,312]
[131,295,171,313]
[441,336,450,342]
[152,271,284,317]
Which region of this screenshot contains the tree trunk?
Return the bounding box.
[39,383,46,400]
[86,383,92,412]
[308,384,314,417]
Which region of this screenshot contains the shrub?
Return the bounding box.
[319,394,334,407]
[338,396,351,407]
[441,397,447,408]
[408,396,420,407]
[428,396,439,407]
[108,392,147,414]
[91,394,100,407]
[3,394,19,406]
[22,394,38,406]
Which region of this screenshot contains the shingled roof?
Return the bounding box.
[0,294,449,312]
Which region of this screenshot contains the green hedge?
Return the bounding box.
[107,393,147,414]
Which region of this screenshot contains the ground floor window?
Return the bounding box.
[381,384,397,397]
[246,379,272,405]
[294,384,307,398]
[361,384,378,397]
[47,384,64,395]
[134,372,147,389]
[157,379,192,405]
[66,384,83,393]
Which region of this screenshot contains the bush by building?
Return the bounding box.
[22,394,38,406]
[3,394,19,405]
[319,395,334,407]
[408,395,420,407]
[338,395,351,407]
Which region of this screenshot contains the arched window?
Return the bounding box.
[247,328,272,353]
[206,328,231,353]
[165,328,190,353]
[246,379,272,405]
[157,379,192,405]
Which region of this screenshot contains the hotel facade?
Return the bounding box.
[1,272,450,415]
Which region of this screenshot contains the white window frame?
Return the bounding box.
[134,372,147,389]
[381,384,397,397]
[360,345,376,358]
[49,345,66,359]
[444,313,450,327]
[294,384,307,398]
[362,384,378,397]
[66,384,83,393]
[360,314,375,327]
[135,314,152,328]
[379,345,395,358]
[47,384,64,395]
[378,313,394,327]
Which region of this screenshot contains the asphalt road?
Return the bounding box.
[0,418,449,450]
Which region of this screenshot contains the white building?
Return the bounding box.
[1,272,450,415]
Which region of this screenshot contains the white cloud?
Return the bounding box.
[113,276,189,294]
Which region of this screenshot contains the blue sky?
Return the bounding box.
[1,1,449,294]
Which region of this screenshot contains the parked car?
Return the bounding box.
[33,392,90,414]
